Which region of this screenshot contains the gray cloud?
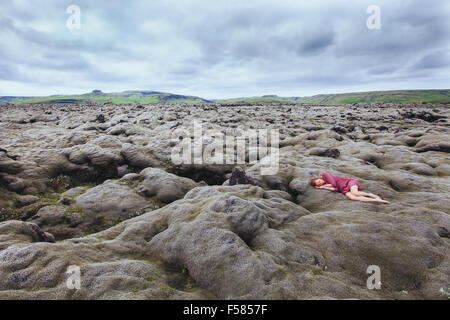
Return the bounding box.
[0,0,448,98]
[295,32,336,55]
[412,50,450,70]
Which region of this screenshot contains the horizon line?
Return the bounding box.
[1,88,449,100]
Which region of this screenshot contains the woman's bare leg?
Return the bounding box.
[346,191,390,204]
[350,186,382,200]
[360,191,381,199]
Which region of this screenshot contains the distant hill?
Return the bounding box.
[0,90,210,105]
[217,90,450,104]
[1,89,449,105]
[0,96,40,104]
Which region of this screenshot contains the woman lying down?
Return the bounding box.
[309,172,390,204]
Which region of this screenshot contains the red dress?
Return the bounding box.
[321,172,361,194]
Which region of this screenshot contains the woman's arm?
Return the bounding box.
[321,173,336,187]
[316,185,337,191]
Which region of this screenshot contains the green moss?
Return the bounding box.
[311,268,324,276]
[165,158,181,172]
[159,286,176,297]
[126,180,134,188]
[440,287,450,299]
[64,206,83,216]
[0,207,20,222]
[346,122,355,132]
[50,175,73,192]
[110,217,121,225]
[145,272,161,283]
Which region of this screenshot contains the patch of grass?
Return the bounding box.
[311,268,324,276]
[40,195,59,204]
[110,217,122,225]
[440,287,450,299]
[125,180,135,188]
[64,206,83,216]
[346,122,355,132]
[145,271,162,283]
[159,286,177,297]
[165,158,182,173]
[0,207,20,222]
[50,175,73,192]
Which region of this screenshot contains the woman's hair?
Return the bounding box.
[309,178,321,186]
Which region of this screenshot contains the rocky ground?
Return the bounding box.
[0,102,448,300]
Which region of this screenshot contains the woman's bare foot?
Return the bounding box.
[377,199,390,204]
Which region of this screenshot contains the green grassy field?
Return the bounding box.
[218,90,450,104]
[0,90,209,105]
[1,89,449,105]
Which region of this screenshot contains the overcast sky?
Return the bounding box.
[0,0,449,98]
